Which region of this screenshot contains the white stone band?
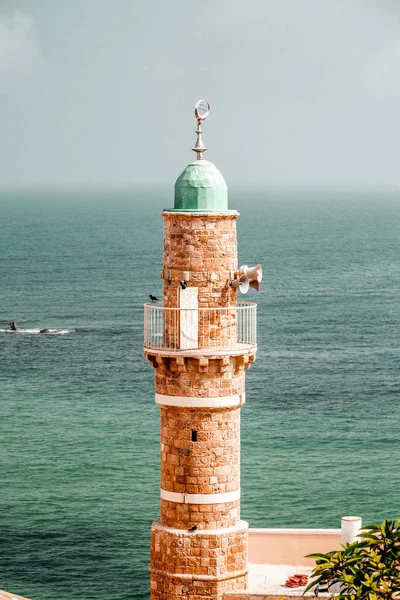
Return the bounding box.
[160,488,240,505]
[155,393,245,408]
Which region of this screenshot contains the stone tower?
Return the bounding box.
[144,102,257,600]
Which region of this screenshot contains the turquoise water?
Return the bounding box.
[1,189,399,600]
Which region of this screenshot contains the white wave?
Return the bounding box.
[48,329,74,335]
[0,328,74,335]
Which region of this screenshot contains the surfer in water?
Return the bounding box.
[7,321,59,334]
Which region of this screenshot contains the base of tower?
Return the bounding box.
[150,570,247,600]
[150,520,248,599]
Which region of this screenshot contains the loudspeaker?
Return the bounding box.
[230,274,249,294]
[249,280,260,291]
[240,264,262,283]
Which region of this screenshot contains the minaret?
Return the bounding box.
[145,101,258,600]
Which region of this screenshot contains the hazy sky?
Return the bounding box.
[1,0,400,188]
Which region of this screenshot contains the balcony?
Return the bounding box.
[144,302,257,354]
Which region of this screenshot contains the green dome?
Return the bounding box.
[171,160,228,212]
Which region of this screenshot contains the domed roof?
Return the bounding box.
[173,160,228,212]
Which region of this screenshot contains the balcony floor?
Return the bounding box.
[144,342,257,357]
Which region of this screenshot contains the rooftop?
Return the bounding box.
[0,591,31,600]
[224,524,355,599]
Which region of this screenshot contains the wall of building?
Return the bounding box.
[162,212,238,309]
[148,209,256,600]
[248,528,341,566]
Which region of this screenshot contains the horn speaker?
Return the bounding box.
[249,280,260,291]
[230,274,249,294]
[240,264,262,283]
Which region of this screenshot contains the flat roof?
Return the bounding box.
[0,591,31,600]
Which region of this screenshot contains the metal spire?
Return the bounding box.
[192,99,210,160]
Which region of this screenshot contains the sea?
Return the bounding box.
[0,188,399,600]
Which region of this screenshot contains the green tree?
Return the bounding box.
[305,519,400,600]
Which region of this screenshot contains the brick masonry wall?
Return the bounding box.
[161,498,241,531]
[146,210,255,599]
[155,356,246,397]
[150,571,247,600]
[162,212,238,310]
[150,521,248,599]
[160,406,240,528]
[155,354,246,530]
[162,212,240,350]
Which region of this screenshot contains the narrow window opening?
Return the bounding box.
[191,430,198,442]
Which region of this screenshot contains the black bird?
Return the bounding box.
[188,525,197,532]
[149,295,159,303]
[180,281,187,290]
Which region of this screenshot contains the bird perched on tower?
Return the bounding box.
[149,295,159,303]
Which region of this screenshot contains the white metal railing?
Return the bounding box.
[144,302,256,352]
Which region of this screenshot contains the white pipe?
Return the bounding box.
[341,516,362,544]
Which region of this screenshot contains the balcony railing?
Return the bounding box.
[144,302,256,353]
